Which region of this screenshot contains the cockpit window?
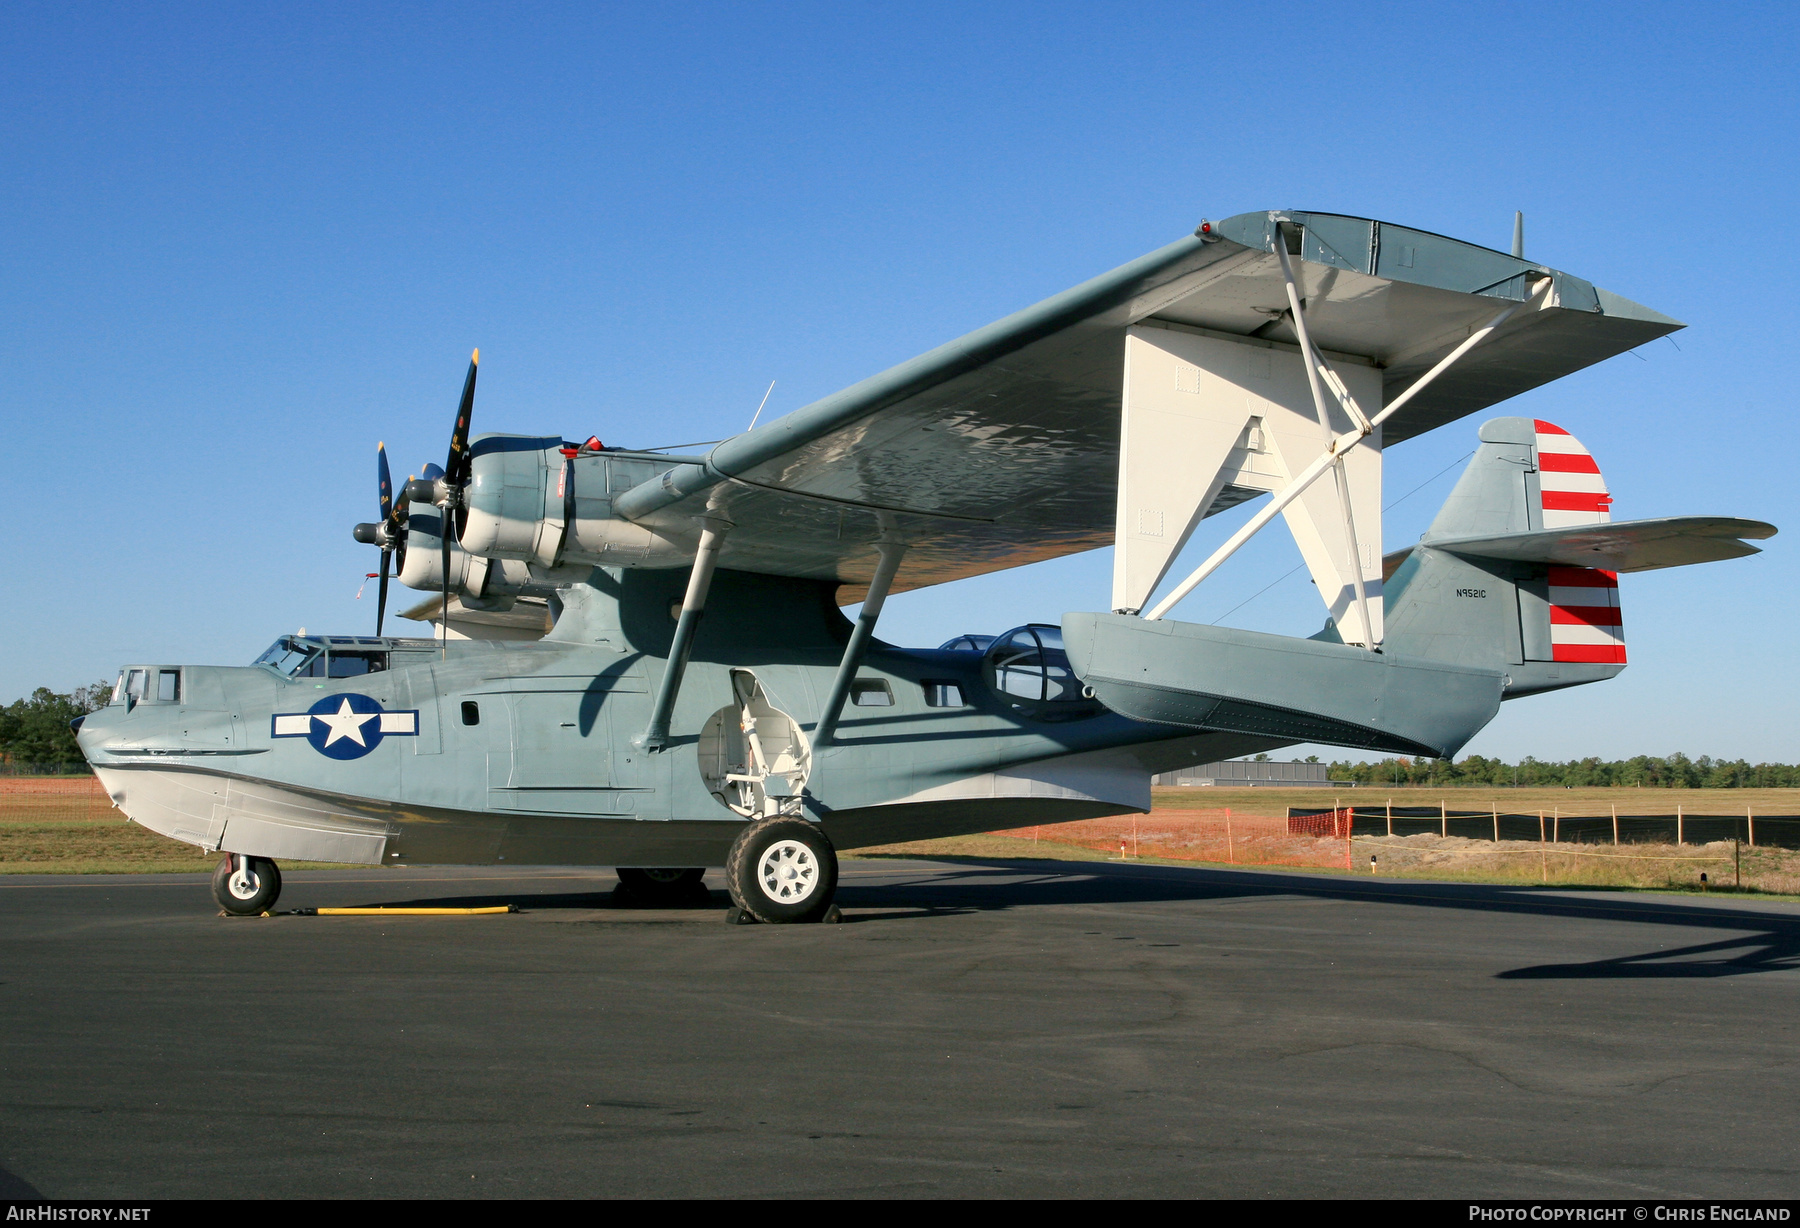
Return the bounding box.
[327,651,387,677]
[254,637,323,677]
[938,634,996,653]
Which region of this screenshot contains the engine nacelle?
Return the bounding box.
[396,507,537,606]
[458,435,694,569]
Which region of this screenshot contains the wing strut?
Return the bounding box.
[1143,276,1550,622]
[635,516,731,753]
[1275,233,1377,650]
[813,539,908,747]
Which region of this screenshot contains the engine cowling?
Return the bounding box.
[458,435,694,570]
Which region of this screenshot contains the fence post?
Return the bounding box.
[1749,806,1755,848]
[1677,804,1683,848]
[1554,807,1560,844]
[1539,811,1545,844]
[1387,797,1393,837]
[1226,809,1235,864]
[1440,799,1447,838]
[1612,804,1618,846]
[1492,804,1499,843]
[1343,807,1352,872]
[1736,836,1742,889]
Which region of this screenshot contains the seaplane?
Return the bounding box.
[75,210,1776,922]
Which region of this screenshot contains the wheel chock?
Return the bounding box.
[296,905,517,916]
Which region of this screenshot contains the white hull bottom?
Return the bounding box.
[94,765,394,866]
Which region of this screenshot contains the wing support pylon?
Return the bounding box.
[1122,266,1550,636]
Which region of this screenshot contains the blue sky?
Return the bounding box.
[2,2,1794,762]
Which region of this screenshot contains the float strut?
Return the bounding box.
[813,540,907,747]
[636,517,730,752]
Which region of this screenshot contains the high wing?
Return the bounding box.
[610,210,1681,598]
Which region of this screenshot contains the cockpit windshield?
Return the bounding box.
[253,637,323,677]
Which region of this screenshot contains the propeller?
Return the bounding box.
[351,441,411,636]
[401,349,479,656]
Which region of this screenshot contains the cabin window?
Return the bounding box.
[461,701,480,726]
[849,679,893,707]
[124,669,149,702]
[921,680,966,708]
[157,670,181,703]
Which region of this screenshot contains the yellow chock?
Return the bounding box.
[306,905,515,916]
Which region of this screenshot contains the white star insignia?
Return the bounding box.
[313,698,379,748]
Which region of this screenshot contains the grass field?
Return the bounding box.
[6,775,1799,897]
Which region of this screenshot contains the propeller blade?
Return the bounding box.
[445,349,478,487]
[441,522,452,658]
[376,551,391,638]
[377,442,394,523]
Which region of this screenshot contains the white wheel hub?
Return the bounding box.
[756,839,819,904]
[228,867,261,900]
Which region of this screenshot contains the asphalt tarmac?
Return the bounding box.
[1,857,1797,1199]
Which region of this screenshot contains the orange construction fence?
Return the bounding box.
[992,808,1355,871]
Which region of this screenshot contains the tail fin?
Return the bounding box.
[1384,416,1772,696]
[1424,415,1612,539]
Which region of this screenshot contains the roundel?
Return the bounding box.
[303,693,390,760]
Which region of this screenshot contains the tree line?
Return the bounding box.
[0,684,113,772]
[1326,753,1800,790]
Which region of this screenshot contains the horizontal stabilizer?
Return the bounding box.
[1428,516,1776,573]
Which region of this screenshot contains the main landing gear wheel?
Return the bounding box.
[212,854,281,915]
[725,817,838,924]
[615,867,708,903]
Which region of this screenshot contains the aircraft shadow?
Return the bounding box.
[312,856,1800,977]
[836,859,1800,980]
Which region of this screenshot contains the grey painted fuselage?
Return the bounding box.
[77,567,1283,869]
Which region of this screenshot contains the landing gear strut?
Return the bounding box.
[725,817,839,923]
[212,854,281,915]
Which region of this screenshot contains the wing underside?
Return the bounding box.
[615,211,1681,598]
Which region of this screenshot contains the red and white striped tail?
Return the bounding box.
[1534,420,1613,528]
[1548,564,1625,664]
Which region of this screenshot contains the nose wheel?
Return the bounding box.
[212,854,282,915]
[725,817,838,923]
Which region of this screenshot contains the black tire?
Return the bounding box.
[615,867,707,901]
[725,817,838,924]
[211,855,281,915]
